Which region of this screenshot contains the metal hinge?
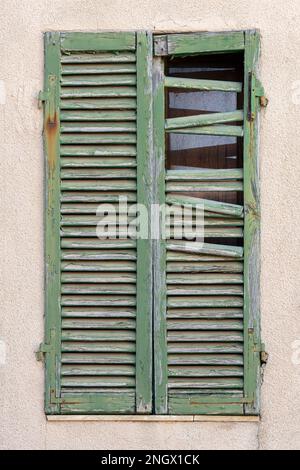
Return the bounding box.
[35,328,55,361]
[254,341,269,365]
[153,35,168,56]
[38,90,49,109]
[255,77,268,108]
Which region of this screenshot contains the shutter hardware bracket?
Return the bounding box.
[35,328,55,361]
[38,90,49,109]
[254,342,269,365]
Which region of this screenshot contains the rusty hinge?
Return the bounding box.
[254,341,269,365]
[255,77,268,108]
[248,73,268,121]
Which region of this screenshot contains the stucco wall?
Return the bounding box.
[1,0,300,450]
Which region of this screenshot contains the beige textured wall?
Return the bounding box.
[1,0,300,450]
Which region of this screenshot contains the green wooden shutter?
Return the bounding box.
[43,32,152,414]
[153,31,263,415]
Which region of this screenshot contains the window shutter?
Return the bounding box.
[153,31,263,415]
[43,32,152,414]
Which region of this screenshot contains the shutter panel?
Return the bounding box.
[44,32,152,414]
[153,31,262,414]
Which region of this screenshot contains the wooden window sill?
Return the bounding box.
[47,415,259,423]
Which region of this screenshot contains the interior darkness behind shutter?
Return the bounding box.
[153,31,262,415]
[43,32,152,414]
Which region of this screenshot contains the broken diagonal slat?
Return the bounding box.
[167,241,244,259]
[165,111,244,131]
[166,125,243,137]
[164,76,242,92]
[166,195,243,217]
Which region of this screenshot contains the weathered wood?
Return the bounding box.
[166,181,243,192]
[44,32,61,414]
[168,342,243,354]
[61,52,136,63]
[166,195,243,217]
[167,273,243,285]
[168,331,243,342]
[60,32,136,52]
[61,133,136,145]
[135,31,153,413]
[61,180,137,191]
[61,157,137,168]
[243,31,262,415]
[62,306,136,318]
[61,272,136,283]
[167,308,243,319]
[167,125,243,137]
[167,261,243,273]
[61,168,136,179]
[62,318,136,329]
[61,74,136,87]
[164,76,242,92]
[60,86,137,99]
[60,144,137,156]
[166,168,243,181]
[62,341,136,353]
[61,122,136,133]
[62,353,136,364]
[154,31,245,56]
[165,111,243,131]
[153,56,168,414]
[60,97,137,110]
[167,241,243,258]
[61,364,135,376]
[167,296,244,308]
[168,319,243,331]
[168,354,243,365]
[61,191,137,203]
[62,63,136,74]
[61,260,136,272]
[168,366,243,377]
[167,285,244,296]
[61,249,136,261]
[60,110,136,121]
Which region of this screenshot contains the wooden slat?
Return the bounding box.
[61,238,136,249]
[61,260,136,272]
[61,272,136,283]
[166,181,243,192]
[167,308,243,319]
[61,249,136,261]
[167,261,243,273]
[62,364,135,375]
[61,180,137,191]
[61,52,136,63]
[61,377,135,387]
[60,86,136,99]
[62,307,136,318]
[167,241,243,258]
[168,331,243,342]
[60,110,136,121]
[62,353,136,363]
[167,273,243,284]
[168,366,243,377]
[62,341,136,353]
[62,330,136,341]
[166,169,243,181]
[168,354,243,366]
[154,31,245,55]
[60,32,136,52]
[61,294,136,307]
[60,98,136,110]
[61,157,136,168]
[61,122,136,133]
[167,285,243,296]
[62,318,136,329]
[165,111,243,131]
[167,296,244,308]
[61,74,136,86]
[168,319,243,330]
[62,63,136,74]
[167,125,243,137]
[60,144,136,157]
[168,342,243,354]
[166,195,243,217]
[61,283,136,295]
[61,191,137,203]
[61,168,136,179]
[61,134,136,145]
[164,76,242,92]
